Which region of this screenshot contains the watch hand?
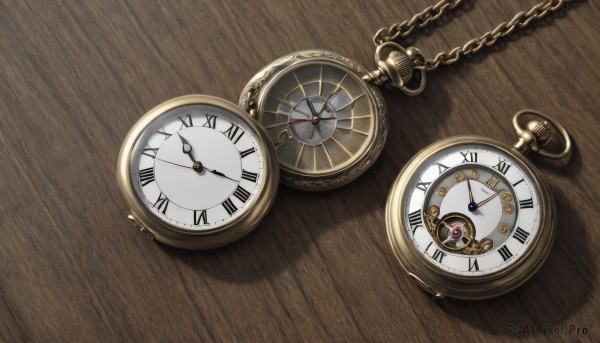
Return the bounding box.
[466,178,474,203]
[205,168,238,183]
[156,158,206,174]
[177,132,197,163]
[476,189,506,208]
[319,88,341,115]
[156,158,193,169]
[286,119,311,125]
[306,99,317,116]
[290,101,311,117]
[467,178,478,212]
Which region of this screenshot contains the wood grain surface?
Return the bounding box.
[1,0,598,341]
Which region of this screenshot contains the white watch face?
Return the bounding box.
[401,144,540,276]
[130,104,265,231]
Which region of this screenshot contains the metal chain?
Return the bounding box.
[373,0,572,71]
[373,0,463,46]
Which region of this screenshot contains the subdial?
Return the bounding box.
[434,213,477,252]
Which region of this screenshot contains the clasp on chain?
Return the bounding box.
[363,42,427,96]
[512,109,571,159]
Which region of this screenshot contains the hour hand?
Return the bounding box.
[177,132,196,163]
[206,168,238,182]
[467,178,477,212]
[306,99,317,116]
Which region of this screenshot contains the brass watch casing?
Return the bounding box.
[386,136,556,300]
[116,95,279,250]
[239,50,388,191]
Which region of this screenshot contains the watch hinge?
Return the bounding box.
[128,215,155,240]
[408,272,445,299]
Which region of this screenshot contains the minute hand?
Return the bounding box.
[476,189,506,208]
[318,87,342,115]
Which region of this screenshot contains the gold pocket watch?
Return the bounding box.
[239,50,392,190]
[117,95,278,249]
[386,110,571,300]
[238,0,571,190]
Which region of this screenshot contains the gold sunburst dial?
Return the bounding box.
[259,62,376,175]
[240,50,387,190]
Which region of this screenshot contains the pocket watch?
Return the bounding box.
[117,95,279,249]
[386,110,572,300]
[238,0,572,190]
[239,50,392,190]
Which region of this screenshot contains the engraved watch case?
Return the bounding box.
[240,50,388,191]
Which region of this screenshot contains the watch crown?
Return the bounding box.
[366,42,427,95]
[513,119,552,155]
[380,50,413,86]
[526,120,551,146]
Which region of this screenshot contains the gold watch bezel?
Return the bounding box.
[116,95,279,249]
[239,50,388,191]
[386,135,555,300]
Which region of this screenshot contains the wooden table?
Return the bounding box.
[1,0,598,341]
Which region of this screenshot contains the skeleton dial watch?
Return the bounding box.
[386,110,572,300]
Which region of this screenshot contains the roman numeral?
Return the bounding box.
[485,176,500,191]
[461,152,477,163]
[222,198,238,215]
[154,193,169,215]
[519,198,534,209]
[240,147,256,158]
[178,114,193,128]
[436,163,449,174]
[241,170,258,182]
[194,210,207,225]
[156,127,171,137]
[223,123,245,144]
[512,179,525,187]
[493,160,511,175]
[432,248,445,263]
[138,167,155,186]
[202,114,217,129]
[407,210,423,234]
[513,227,530,244]
[233,185,251,203]
[468,258,479,271]
[142,146,158,159]
[416,180,431,192]
[498,245,513,261]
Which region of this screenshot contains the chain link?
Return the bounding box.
[373,0,463,46]
[373,0,572,71]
